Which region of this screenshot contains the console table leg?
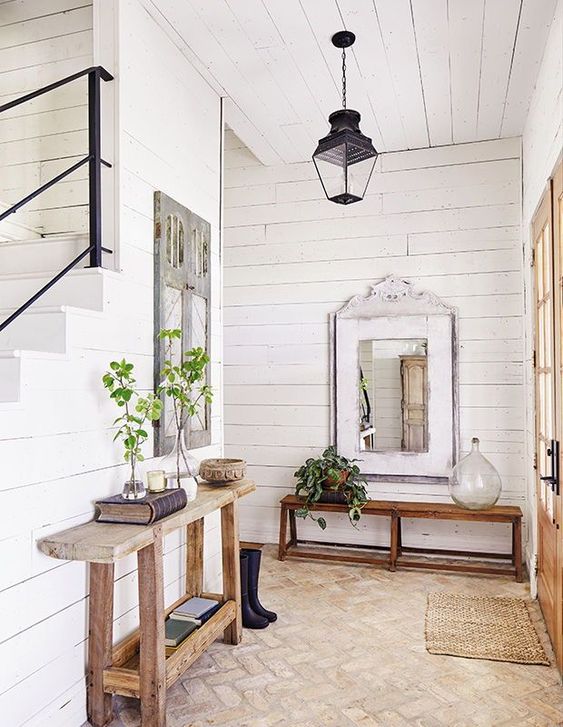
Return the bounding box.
[278,504,288,561]
[513,517,523,583]
[186,518,204,596]
[221,501,242,645]
[87,562,115,727]
[390,513,399,572]
[138,530,166,727]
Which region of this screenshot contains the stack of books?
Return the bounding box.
[164,597,221,656]
[171,596,221,625]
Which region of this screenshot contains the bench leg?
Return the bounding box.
[513,517,523,583]
[221,500,242,645]
[390,513,399,572]
[278,504,289,561]
[87,562,115,727]
[138,530,166,727]
[186,517,204,596]
[289,509,297,546]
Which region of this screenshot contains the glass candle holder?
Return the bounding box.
[146,469,166,493]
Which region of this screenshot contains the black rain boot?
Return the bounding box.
[242,548,277,622]
[240,553,269,629]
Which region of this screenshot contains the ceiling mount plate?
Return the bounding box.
[332,30,356,49]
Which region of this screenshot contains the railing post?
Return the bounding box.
[88,68,102,267]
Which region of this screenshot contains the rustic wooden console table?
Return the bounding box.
[38,479,255,727]
[278,495,523,581]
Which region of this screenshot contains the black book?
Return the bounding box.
[95,488,187,525]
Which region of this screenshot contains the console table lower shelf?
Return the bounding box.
[104,593,236,699]
[38,479,255,727]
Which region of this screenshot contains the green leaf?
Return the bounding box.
[317,517,327,530]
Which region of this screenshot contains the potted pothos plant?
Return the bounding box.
[294,446,369,530]
[103,359,163,500]
[157,328,213,500]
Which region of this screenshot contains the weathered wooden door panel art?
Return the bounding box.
[154,191,211,455]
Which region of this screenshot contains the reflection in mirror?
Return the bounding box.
[359,339,428,453]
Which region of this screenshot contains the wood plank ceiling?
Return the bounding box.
[150,0,559,164]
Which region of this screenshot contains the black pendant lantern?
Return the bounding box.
[313,31,378,205]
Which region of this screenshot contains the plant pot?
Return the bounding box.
[318,469,349,503]
[324,469,349,487]
[318,489,348,504]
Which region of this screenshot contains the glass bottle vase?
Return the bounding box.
[449,437,501,510]
[160,428,200,502]
[122,479,146,500]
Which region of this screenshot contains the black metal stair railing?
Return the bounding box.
[0,66,114,333]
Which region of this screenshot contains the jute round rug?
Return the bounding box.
[425,592,550,665]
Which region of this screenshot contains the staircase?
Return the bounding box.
[0,66,114,405]
[0,235,110,404]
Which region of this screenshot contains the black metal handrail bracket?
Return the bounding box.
[0,66,113,333]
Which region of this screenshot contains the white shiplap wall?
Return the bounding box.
[223,130,525,554]
[0,0,94,240]
[0,1,224,725]
[522,0,563,583]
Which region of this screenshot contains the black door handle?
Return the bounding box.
[541,440,560,496]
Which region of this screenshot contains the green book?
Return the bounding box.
[164,617,197,647]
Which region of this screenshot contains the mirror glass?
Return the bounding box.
[359,338,428,453]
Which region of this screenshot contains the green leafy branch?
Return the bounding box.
[103,359,162,483]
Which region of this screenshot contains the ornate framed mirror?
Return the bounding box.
[331,276,459,482]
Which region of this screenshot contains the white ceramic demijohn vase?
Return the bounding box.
[448,437,501,510]
[160,428,200,502]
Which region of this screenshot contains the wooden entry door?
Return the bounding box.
[534,160,563,672]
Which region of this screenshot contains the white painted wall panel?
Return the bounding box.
[0,1,224,724]
[223,130,525,557]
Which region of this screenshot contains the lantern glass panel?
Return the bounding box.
[346,150,377,203]
[313,143,347,201]
[314,141,377,205]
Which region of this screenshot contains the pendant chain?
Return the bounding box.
[341,47,347,109]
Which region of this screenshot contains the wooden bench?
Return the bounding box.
[278,497,395,566]
[38,480,255,727]
[278,495,523,582]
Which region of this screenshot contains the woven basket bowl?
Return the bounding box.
[200,458,247,483]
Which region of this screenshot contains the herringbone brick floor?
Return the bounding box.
[101,546,563,727]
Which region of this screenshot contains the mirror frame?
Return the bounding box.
[330,276,459,483]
